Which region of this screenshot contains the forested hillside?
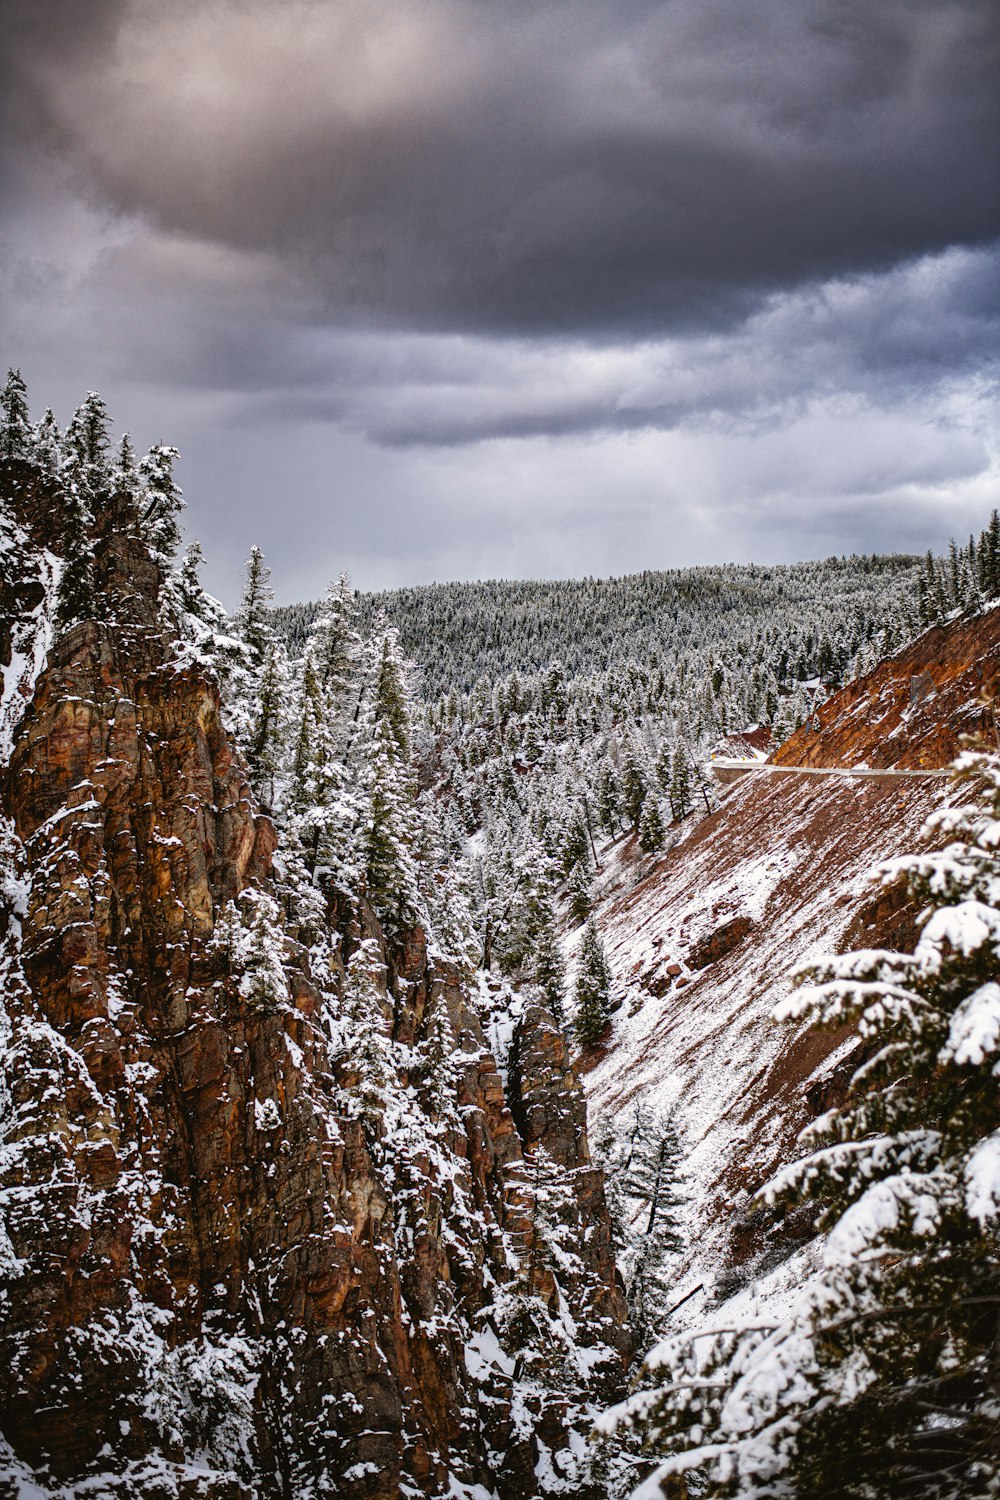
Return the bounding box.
[2,369,997,1500]
[269,548,926,1015]
[275,559,921,701]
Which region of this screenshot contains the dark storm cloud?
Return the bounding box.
[1,0,996,603]
[3,0,998,338]
[164,243,994,450]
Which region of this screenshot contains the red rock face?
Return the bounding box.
[583,607,1000,1297]
[0,467,628,1498]
[772,607,1000,769]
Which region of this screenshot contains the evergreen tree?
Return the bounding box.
[63,391,111,481]
[54,394,113,626]
[504,1146,581,1306]
[654,738,673,793]
[690,751,718,815]
[620,740,647,829]
[531,904,566,1023]
[234,545,274,664]
[567,861,591,925]
[365,621,413,762]
[638,792,666,852]
[624,1110,687,1244]
[574,918,612,1047]
[54,515,97,629]
[521,712,542,765]
[176,541,215,623]
[54,424,99,632]
[109,432,142,531]
[415,989,458,1121]
[0,368,31,458]
[166,539,231,672]
[359,714,419,923]
[347,623,423,923]
[980,510,1000,600]
[209,888,290,1012]
[668,744,693,822]
[627,1235,674,1358]
[248,644,288,808]
[609,749,1000,1499]
[138,443,184,563]
[558,805,590,876]
[32,408,61,477]
[309,571,361,712]
[291,651,330,808]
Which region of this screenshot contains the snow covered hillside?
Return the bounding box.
[577,607,1000,1321]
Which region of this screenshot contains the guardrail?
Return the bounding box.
[708,758,950,784]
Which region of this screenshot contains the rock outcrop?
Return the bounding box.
[0,460,628,1498]
[772,606,1000,770]
[581,606,1000,1310]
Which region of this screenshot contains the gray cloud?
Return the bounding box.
[0,1,997,603]
[3,0,998,336]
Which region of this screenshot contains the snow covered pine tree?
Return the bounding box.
[574,918,613,1047]
[603,748,1000,1500]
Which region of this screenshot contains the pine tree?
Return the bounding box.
[620,740,647,829]
[638,792,666,852]
[176,541,214,622]
[531,905,566,1023]
[415,989,458,1121]
[248,645,287,808]
[234,545,274,665]
[654,739,673,793]
[359,719,414,921]
[32,408,61,477]
[55,396,112,606]
[979,510,1000,601]
[668,744,693,822]
[609,749,1000,1499]
[340,939,393,1129]
[54,432,98,631]
[559,805,590,876]
[624,1110,686,1245]
[209,888,290,1012]
[109,432,142,532]
[574,918,612,1047]
[349,624,422,924]
[690,751,717,815]
[504,1146,581,1304]
[291,651,330,808]
[366,622,412,761]
[0,369,31,459]
[138,443,184,563]
[309,572,361,707]
[63,391,111,481]
[567,861,590,925]
[595,1103,688,1355]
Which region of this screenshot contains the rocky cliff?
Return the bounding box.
[772,606,1000,769]
[578,604,1000,1316]
[0,458,628,1499]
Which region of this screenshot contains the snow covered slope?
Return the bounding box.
[580,606,1000,1311]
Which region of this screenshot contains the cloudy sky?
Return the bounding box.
[2,0,997,604]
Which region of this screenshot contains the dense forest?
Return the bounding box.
[2,369,998,1499]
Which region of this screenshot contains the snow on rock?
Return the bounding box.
[0,524,58,764]
[577,761,962,1309]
